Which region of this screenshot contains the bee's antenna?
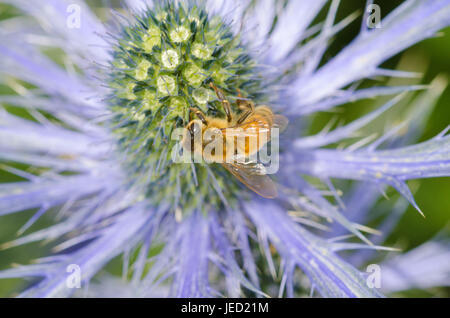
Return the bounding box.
[210,82,233,123]
[190,107,208,125]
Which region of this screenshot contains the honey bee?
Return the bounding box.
[181,83,288,199]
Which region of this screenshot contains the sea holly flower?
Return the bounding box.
[0,0,449,298]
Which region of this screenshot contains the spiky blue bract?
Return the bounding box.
[0,0,449,298]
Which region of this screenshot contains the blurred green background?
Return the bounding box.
[0,0,449,297]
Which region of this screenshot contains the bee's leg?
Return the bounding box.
[236,89,247,109]
[236,100,255,125]
[235,89,255,124]
[236,89,253,110]
[190,107,208,125]
[210,82,233,123]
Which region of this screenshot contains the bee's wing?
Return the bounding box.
[273,115,289,133]
[222,162,278,199]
